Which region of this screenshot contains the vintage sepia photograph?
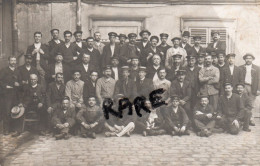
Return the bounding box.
[0,0,260,165]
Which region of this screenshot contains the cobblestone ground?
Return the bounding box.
[4,119,260,166]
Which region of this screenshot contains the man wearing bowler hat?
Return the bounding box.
[166,54,186,82]
[158,33,171,65]
[102,32,121,68]
[118,34,127,48]
[180,31,192,56]
[48,29,64,64]
[206,30,226,54]
[190,36,206,56]
[239,53,260,126]
[165,37,187,70]
[136,29,152,54]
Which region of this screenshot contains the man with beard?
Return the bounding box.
[216,83,244,135]
[83,71,99,104]
[136,66,154,99]
[136,29,151,54]
[118,34,127,48]
[236,83,253,132]
[166,54,186,82]
[158,33,171,65]
[119,33,141,66]
[52,96,76,140]
[197,52,205,69]
[211,52,218,67]
[46,52,70,84]
[18,54,39,87]
[96,66,116,105]
[110,57,121,81]
[206,30,226,54]
[102,32,120,68]
[180,31,192,56]
[77,97,104,139]
[185,55,201,108]
[65,70,85,110]
[190,36,206,56]
[93,31,105,55]
[199,54,220,110]
[84,37,101,71]
[146,54,162,81]
[165,37,187,69]
[0,56,20,135]
[48,29,64,64]
[141,36,164,66]
[73,31,87,50]
[193,95,215,137]
[239,53,260,126]
[129,55,140,82]
[51,30,82,66]
[170,70,192,118]
[114,66,137,101]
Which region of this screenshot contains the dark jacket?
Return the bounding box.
[185,66,201,95]
[114,78,137,101]
[141,47,164,66]
[48,39,65,64]
[74,63,96,83]
[136,78,153,98]
[119,43,141,65]
[170,79,191,102]
[206,41,226,54]
[83,79,97,105]
[166,65,186,82]
[26,43,49,71]
[162,105,189,128]
[239,93,253,113]
[21,84,46,107]
[136,41,151,54]
[52,107,76,127]
[146,65,161,80]
[17,65,39,85]
[81,48,101,72]
[76,105,103,124]
[102,43,121,67]
[190,46,206,56]
[46,63,71,83]
[193,104,215,121]
[46,82,65,108]
[0,66,19,94]
[180,42,193,55]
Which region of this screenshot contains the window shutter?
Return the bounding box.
[189,28,207,47]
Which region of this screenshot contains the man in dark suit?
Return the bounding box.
[146,54,162,81]
[48,29,64,64]
[0,56,20,135]
[83,70,99,105]
[166,54,186,82]
[206,30,226,54]
[46,52,71,84]
[52,96,76,140]
[170,70,192,118]
[239,53,260,126]
[111,57,121,81]
[114,66,137,101]
[190,36,206,56]
[136,66,153,98]
[73,31,87,50]
[118,34,127,48]
[162,95,190,136]
[180,31,192,56]
[102,32,120,68]
[141,36,164,66]
[136,29,151,54]
[158,33,171,65]
[129,55,140,82]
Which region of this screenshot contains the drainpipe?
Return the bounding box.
[76,0,82,31]
[12,0,18,56]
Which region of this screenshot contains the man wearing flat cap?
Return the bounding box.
[141,36,164,66]
[239,53,260,126]
[93,31,105,55]
[73,31,88,59]
[162,95,190,136]
[166,54,186,82]
[96,65,116,105]
[220,53,243,95]
[48,29,64,64]
[136,66,154,98]
[102,32,120,68]
[119,33,141,66]
[196,52,205,69]
[118,34,127,48]
[170,70,192,118]
[180,31,192,56]
[190,36,206,56]
[158,33,171,65]
[206,30,226,54]
[136,29,152,54]
[129,55,140,82]
[84,37,101,71]
[165,37,187,70]
[114,66,137,101]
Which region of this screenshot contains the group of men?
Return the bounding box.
[0,28,259,139]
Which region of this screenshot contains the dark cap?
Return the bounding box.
[172,54,182,59]
[71,69,81,75]
[108,32,118,37]
[111,56,119,61]
[193,36,202,40]
[103,65,112,71]
[139,29,151,37]
[243,53,255,60]
[128,33,137,38]
[24,54,33,59]
[171,95,180,101]
[186,55,196,60]
[50,29,59,33]
[224,82,233,87]
[86,37,94,41]
[211,30,220,36]
[64,30,72,36]
[176,70,186,76]
[236,83,245,87]
[150,36,159,42]
[160,33,169,38]
[210,52,217,57]
[226,53,236,59]
[118,34,127,39]
[55,52,63,57]
[121,66,130,71]
[198,93,209,99]
[198,52,206,57]
[182,31,190,37]
[171,37,181,42]
[130,55,139,60]
[63,96,70,101]
[139,66,147,72]
[73,30,83,36]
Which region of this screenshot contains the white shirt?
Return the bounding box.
[54,40,60,44]
[229,65,234,75]
[83,63,89,72]
[34,43,41,60]
[112,67,119,81]
[110,45,115,57]
[179,82,184,88]
[213,41,218,48]
[76,42,82,48]
[143,41,148,48]
[32,84,38,88]
[9,66,15,71]
[152,65,160,82]
[65,42,70,48]
[26,66,31,71]
[55,63,63,74]
[173,107,178,113]
[245,64,252,85]
[194,46,200,53]
[63,110,67,114]
[88,48,94,52]
[182,43,186,48]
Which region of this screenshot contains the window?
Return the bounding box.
[181,18,237,53]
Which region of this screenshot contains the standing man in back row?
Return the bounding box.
[93,31,105,55]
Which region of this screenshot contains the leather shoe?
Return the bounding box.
[249,121,255,126]
[55,133,65,140]
[243,128,251,132]
[90,132,96,139]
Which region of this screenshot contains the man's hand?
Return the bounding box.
[38,103,43,108]
[52,75,56,78]
[206,113,213,119]
[6,85,13,89]
[216,115,221,119]
[127,59,131,63]
[47,107,53,114]
[90,123,97,128]
[173,126,179,132]
[179,100,186,105]
[56,124,64,129]
[232,119,239,128]
[64,123,69,128]
[14,82,20,87]
[22,80,28,84]
[73,56,78,60]
[75,103,82,108]
[180,126,186,133]
[39,49,44,54]
[147,53,153,60]
[18,103,23,107]
[32,49,38,54]
[195,111,204,115]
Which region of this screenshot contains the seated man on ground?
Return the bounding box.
[76,96,104,139]
[52,96,76,140]
[193,95,215,137]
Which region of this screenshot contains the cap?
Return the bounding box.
[63,96,70,101]
[172,54,182,59]
[73,30,83,36]
[111,56,119,61]
[171,37,181,42]
[236,83,245,87]
[198,52,206,57]
[103,65,112,71]
[86,37,94,41]
[243,53,255,60]
[64,30,72,36]
[55,52,63,57]
[171,95,180,101]
[193,36,202,40]
[150,36,159,42]
[224,82,233,87]
[24,54,33,59]
[160,33,169,38]
[198,93,209,99]
[128,33,137,38]
[182,31,190,37]
[226,53,236,59]
[108,32,118,37]
[118,34,127,39]
[139,66,147,72]
[50,29,59,33]
[210,52,217,57]
[186,55,196,60]
[139,29,151,37]
[176,70,186,76]
[121,66,130,71]
[211,30,220,36]
[130,55,139,60]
